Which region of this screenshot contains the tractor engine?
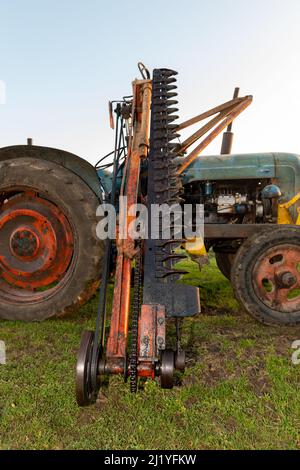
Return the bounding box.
[184,179,268,224]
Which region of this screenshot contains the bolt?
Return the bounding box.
[158,317,164,325]
[277,271,297,288]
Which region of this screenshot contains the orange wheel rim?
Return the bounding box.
[253,244,300,313]
[0,191,74,302]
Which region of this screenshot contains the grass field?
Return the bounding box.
[0,256,300,450]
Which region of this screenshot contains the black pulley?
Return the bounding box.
[175,350,186,372]
[160,349,175,389]
[76,330,100,406]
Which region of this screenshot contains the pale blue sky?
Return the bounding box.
[1,0,300,163]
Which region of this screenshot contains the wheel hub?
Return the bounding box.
[10,228,39,258]
[0,191,74,302]
[276,271,297,288]
[253,244,300,313]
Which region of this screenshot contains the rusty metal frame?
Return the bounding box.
[106,79,152,362]
[204,223,297,239]
[176,95,253,174]
[138,305,166,363]
[104,85,253,377]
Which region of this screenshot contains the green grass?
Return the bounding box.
[0,256,300,450]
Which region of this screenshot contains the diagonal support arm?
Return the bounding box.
[177,95,253,174]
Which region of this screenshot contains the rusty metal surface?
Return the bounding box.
[102,357,126,375]
[253,244,300,313]
[138,304,166,361]
[156,306,166,355]
[0,191,73,294]
[204,223,283,239]
[102,357,154,378]
[106,254,127,357]
[138,305,157,360]
[106,79,152,360]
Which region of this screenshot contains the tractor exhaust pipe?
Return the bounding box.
[221,87,240,155]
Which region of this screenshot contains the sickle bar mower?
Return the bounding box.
[75,65,253,405]
[2,63,300,362]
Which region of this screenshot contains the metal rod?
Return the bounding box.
[227,88,240,132]
[221,88,240,154]
[177,96,253,174]
[178,109,230,154]
[176,96,244,131]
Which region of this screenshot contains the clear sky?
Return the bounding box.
[1,0,300,164]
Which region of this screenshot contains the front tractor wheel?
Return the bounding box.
[231,227,300,326]
[0,157,103,321]
[215,252,235,280]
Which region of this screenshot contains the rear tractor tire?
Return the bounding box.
[231,227,300,325]
[0,157,104,321]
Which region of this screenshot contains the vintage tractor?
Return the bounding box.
[1,64,300,403]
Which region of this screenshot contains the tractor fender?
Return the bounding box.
[0,145,102,200]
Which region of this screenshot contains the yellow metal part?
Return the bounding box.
[185,236,207,256]
[278,192,300,225]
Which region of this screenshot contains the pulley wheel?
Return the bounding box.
[160,349,175,389]
[175,350,186,372]
[76,330,100,406]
